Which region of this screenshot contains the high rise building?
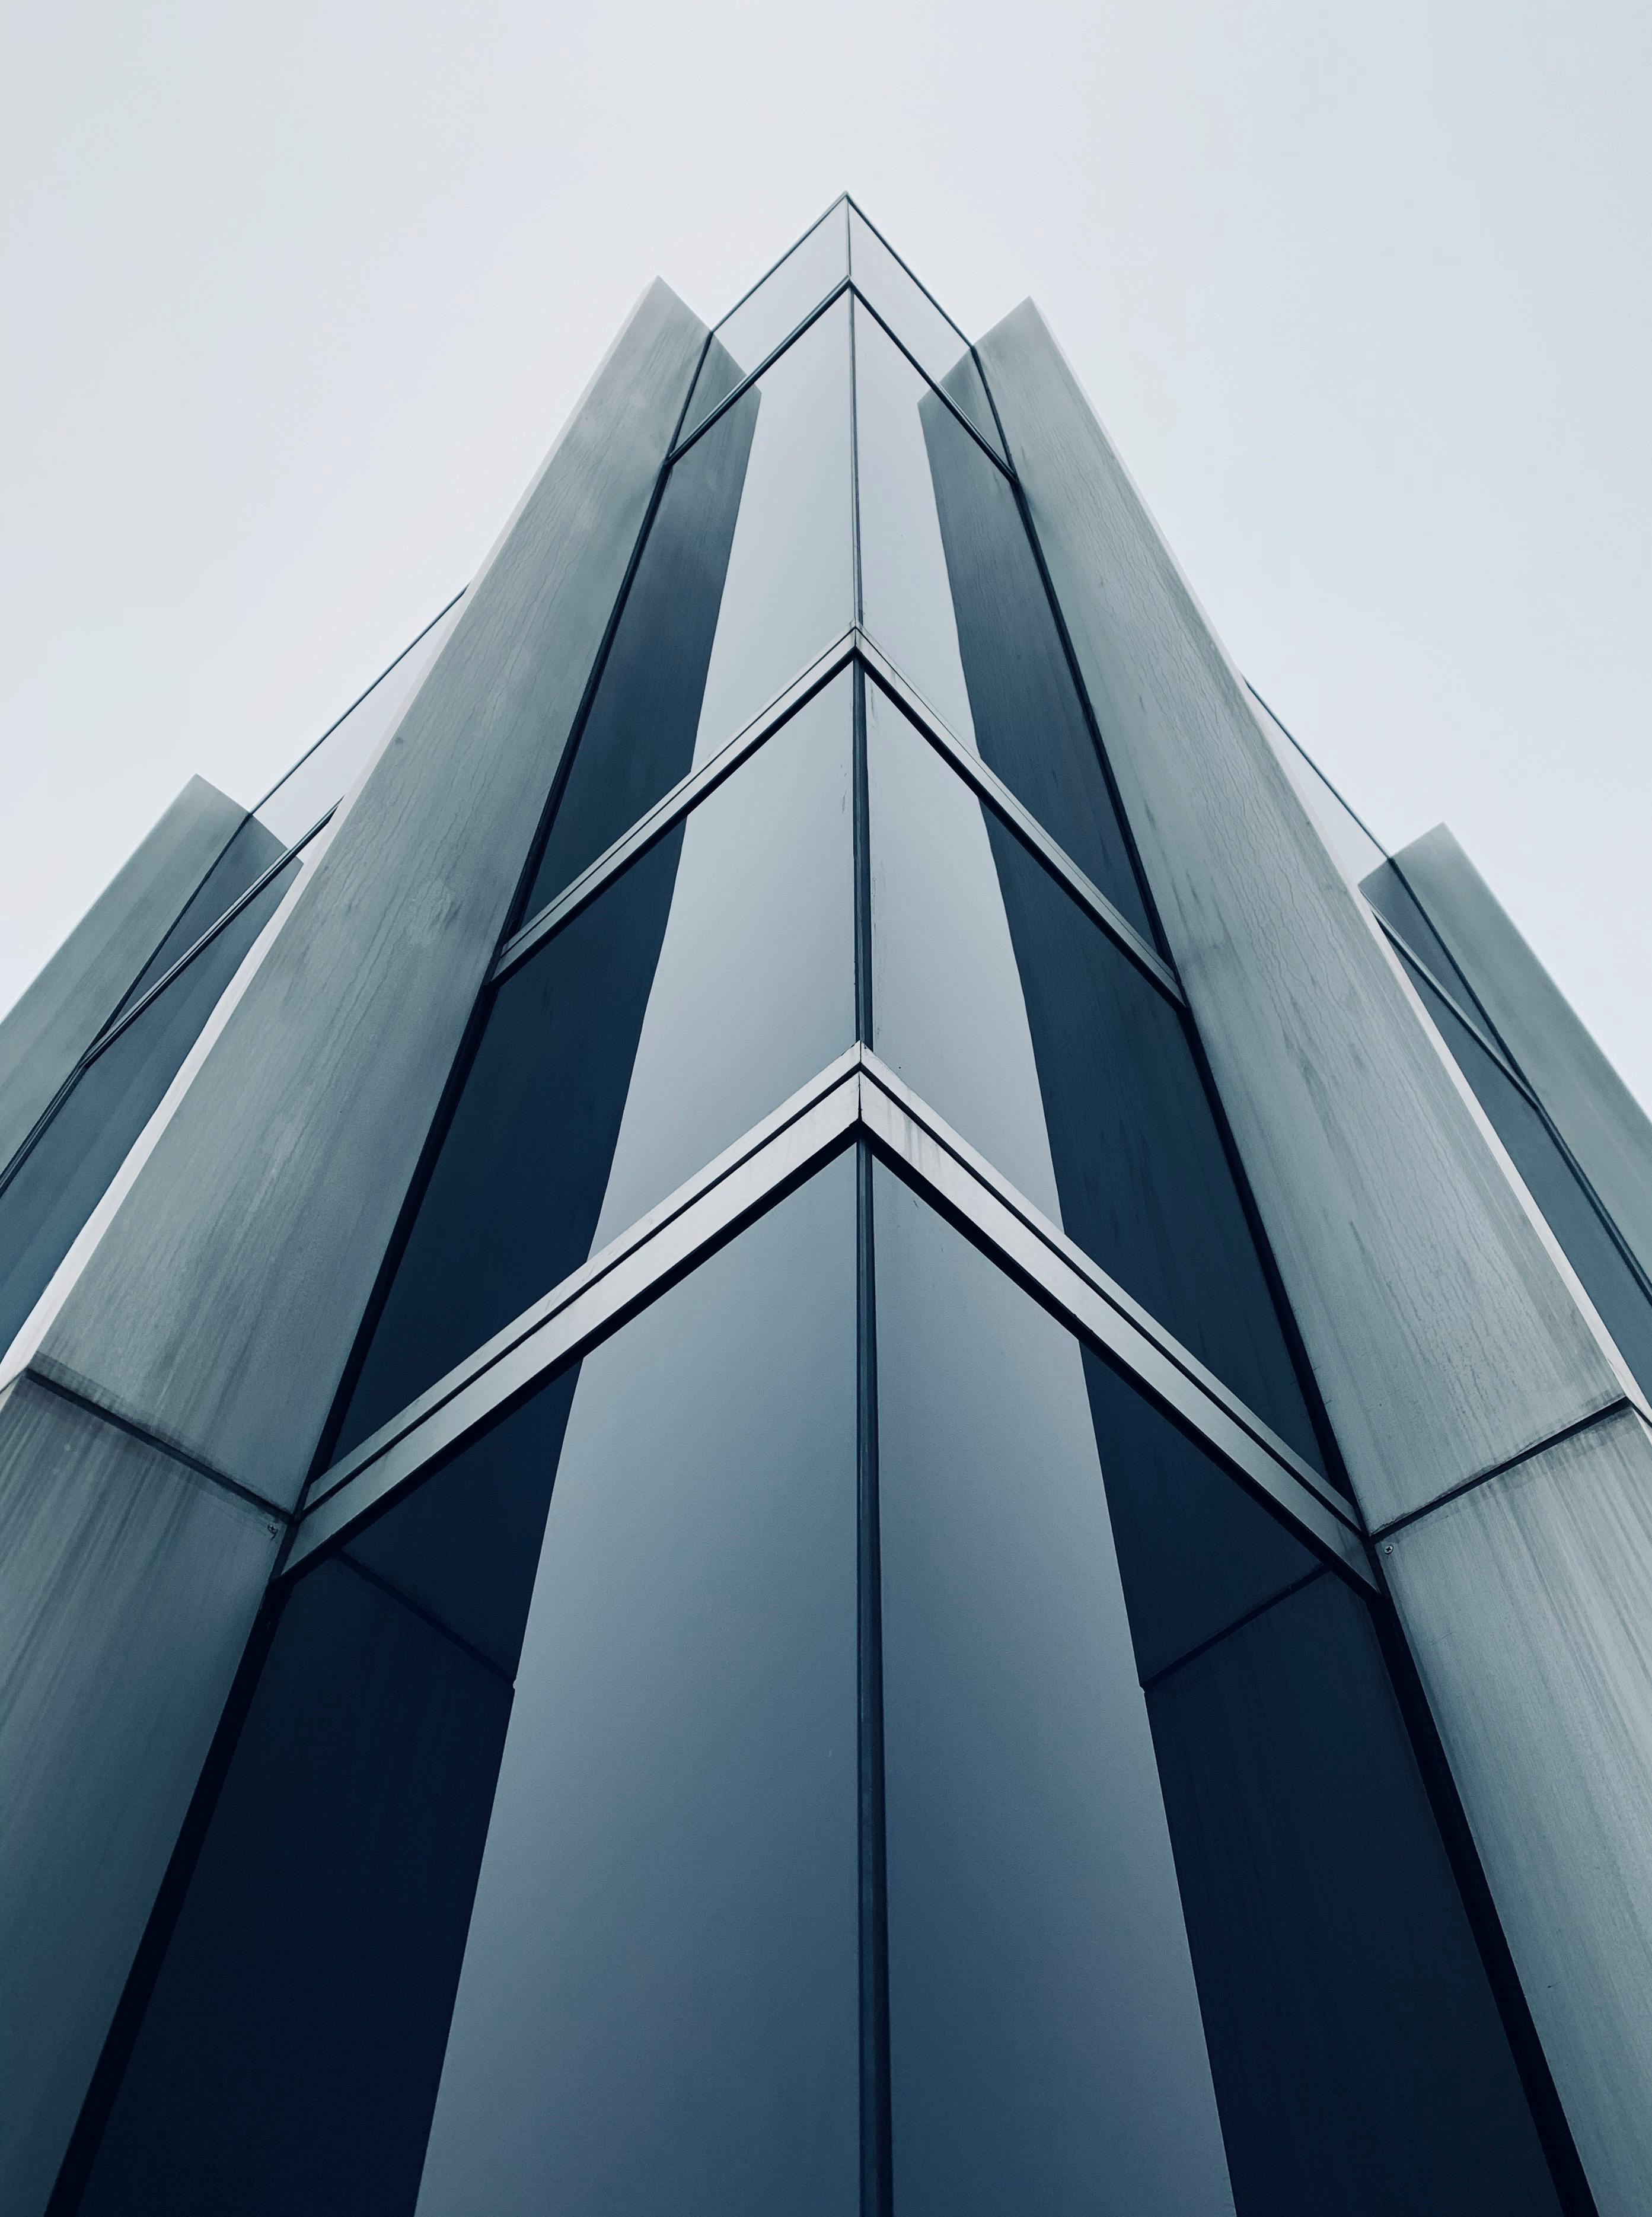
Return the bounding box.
[4,198,1651,2216]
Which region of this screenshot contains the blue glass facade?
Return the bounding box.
[6,199,1639,2215]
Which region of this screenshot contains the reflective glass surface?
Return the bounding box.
[847,206,1003,458]
[255,599,464,848]
[75,1161,859,2217]
[0,857,299,1355]
[416,1159,859,2216]
[917,380,1155,938]
[869,687,1326,1474]
[1257,696,1392,888]
[691,295,854,759]
[1405,955,1652,1396]
[520,386,758,919]
[875,1172,1564,2216]
[851,302,978,744]
[335,675,854,1457]
[868,683,1060,1217]
[873,1165,1236,2214]
[683,200,850,436]
[1088,1346,1564,2215]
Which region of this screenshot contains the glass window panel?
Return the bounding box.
[1083,1352,1562,2215]
[875,1172,1564,2216]
[1405,957,1652,1397]
[72,1369,581,2217]
[691,295,854,761]
[520,386,759,919]
[867,683,1061,1219]
[588,673,854,1248]
[851,302,978,744]
[335,676,854,1457]
[254,600,464,849]
[75,1161,859,2216]
[918,382,1156,938]
[872,1164,1236,2215]
[0,858,299,1355]
[682,200,849,435]
[869,684,1326,1476]
[415,1158,859,2217]
[1256,695,1393,887]
[846,206,1003,458]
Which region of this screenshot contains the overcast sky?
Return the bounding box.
[4,0,1649,1103]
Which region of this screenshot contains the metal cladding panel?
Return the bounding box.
[974,298,1627,1530]
[26,281,707,1508]
[0,778,244,1169]
[1385,822,1652,1278]
[1383,1407,1652,2217]
[0,1374,278,2217]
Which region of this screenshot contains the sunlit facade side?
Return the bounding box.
[4,199,1651,2216]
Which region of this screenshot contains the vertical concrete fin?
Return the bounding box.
[978,294,1652,2213]
[0,778,245,1170]
[0,279,707,2217]
[30,278,709,1506]
[1383,821,1652,1276]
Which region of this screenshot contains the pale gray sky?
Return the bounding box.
[5,0,1649,1098]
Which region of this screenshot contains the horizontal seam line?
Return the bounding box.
[1370,1397,1638,1541]
[22,1370,294,1525]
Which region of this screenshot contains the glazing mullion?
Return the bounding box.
[849,292,866,627]
[856,1138,892,2217]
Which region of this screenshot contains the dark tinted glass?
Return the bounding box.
[690,294,854,754]
[414,1158,859,2216]
[77,1160,859,2216]
[74,1374,581,2217]
[873,1172,1563,2216]
[846,206,1003,458]
[1085,1358,1561,2215]
[872,1165,1235,2215]
[683,200,849,434]
[336,676,854,1457]
[521,385,759,919]
[919,382,1155,938]
[869,688,1326,1474]
[1406,957,1652,1396]
[0,858,299,1355]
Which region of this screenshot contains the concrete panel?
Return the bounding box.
[979,296,1652,2212]
[975,299,1628,1528]
[1385,823,1652,1277]
[28,280,708,1507]
[0,1375,278,2217]
[0,778,244,1170]
[1384,1409,1652,2217]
